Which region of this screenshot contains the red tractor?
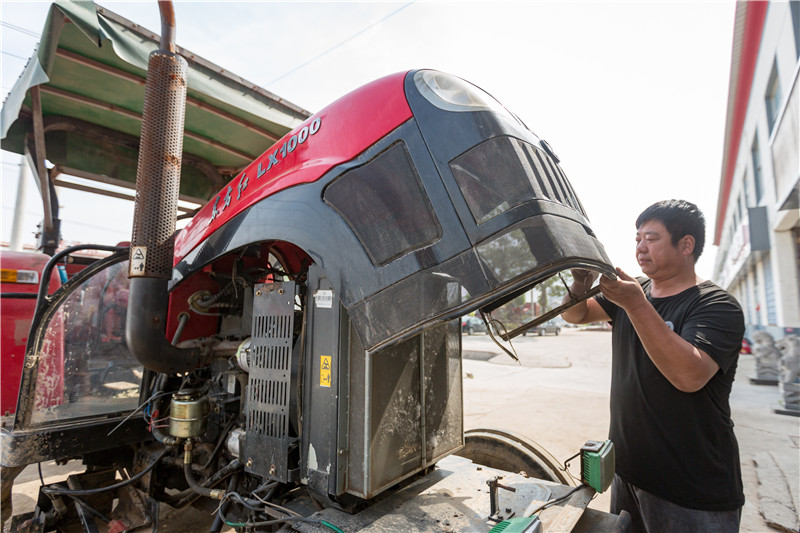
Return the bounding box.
[1,3,625,532]
[0,251,61,416]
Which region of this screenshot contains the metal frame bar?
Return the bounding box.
[55,47,281,142]
[38,85,256,161]
[29,86,54,232]
[37,113,227,194]
[496,285,602,341]
[51,165,203,210]
[93,6,311,119]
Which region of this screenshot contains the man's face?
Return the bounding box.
[635,219,689,279]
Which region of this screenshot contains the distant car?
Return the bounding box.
[527,320,561,336]
[741,338,752,354]
[583,321,612,331]
[461,316,487,335]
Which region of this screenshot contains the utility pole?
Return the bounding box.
[9,161,29,251]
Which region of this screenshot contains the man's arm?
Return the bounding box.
[598,268,719,393]
[560,269,611,324]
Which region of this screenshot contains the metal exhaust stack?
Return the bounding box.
[126,1,206,374]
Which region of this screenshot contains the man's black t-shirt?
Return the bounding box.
[595,279,745,511]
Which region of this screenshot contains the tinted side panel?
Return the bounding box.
[451,135,587,225]
[324,142,442,266]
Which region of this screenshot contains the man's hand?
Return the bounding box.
[600,267,720,392]
[561,269,609,325]
[570,269,598,294]
[598,267,647,312]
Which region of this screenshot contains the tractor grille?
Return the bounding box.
[244,282,295,482]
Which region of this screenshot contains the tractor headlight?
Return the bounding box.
[0,268,39,284]
[413,70,516,120]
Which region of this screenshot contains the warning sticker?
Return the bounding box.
[314,290,333,309]
[320,355,332,387]
[130,246,147,277]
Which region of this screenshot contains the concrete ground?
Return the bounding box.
[461,328,800,533]
[6,329,798,531]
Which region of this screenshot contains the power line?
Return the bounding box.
[1,21,40,38]
[1,50,30,61]
[266,2,414,87]
[0,206,132,235]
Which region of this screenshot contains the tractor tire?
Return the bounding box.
[455,428,574,485]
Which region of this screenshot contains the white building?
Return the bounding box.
[713,1,800,339]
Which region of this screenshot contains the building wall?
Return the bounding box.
[713,1,800,338]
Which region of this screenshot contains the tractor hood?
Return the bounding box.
[172,70,615,352]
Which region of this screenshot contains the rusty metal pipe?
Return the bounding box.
[158,1,176,53]
[126,2,199,375]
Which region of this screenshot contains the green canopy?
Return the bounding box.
[1,0,310,209]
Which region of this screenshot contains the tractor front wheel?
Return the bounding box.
[455,428,573,485]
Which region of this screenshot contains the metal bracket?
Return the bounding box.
[487,476,517,522]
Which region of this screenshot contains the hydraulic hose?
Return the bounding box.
[183,442,225,500]
[165,458,242,507]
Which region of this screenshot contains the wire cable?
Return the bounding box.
[0,21,40,38]
[107,389,171,436]
[218,491,345,531]
[220,511,333,530]
[60,494,112,524]
[526,485,585,516]
[1,50,30,61]
[248,493,301,518]
[559,451,582,484]
[41,447,172,496]
[266,2,413,86]
[210,472,240,533]
[320,521,346,533]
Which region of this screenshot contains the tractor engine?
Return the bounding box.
[134,244,463,516]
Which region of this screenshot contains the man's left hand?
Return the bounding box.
[599,267,647,312]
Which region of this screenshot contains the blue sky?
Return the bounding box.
[1,1,737,279]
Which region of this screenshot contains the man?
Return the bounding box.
[562,200,745,533]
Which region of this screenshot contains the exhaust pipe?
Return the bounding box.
[126,1,208,374]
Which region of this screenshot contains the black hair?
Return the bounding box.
[635,199,705,262]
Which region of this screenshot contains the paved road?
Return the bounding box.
[462,328,800,533]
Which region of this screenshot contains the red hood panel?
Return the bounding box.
[174,71,412,262]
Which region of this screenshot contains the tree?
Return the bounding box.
[537,271,573,312]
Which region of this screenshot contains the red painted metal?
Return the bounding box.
[0,251,62,415]
[173,71,412,263]
[714,2,768,245]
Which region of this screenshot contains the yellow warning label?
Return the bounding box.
[320,355,332,387]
